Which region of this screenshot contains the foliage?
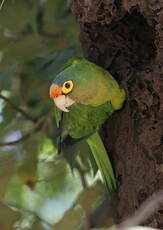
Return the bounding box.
[0,1,112,229]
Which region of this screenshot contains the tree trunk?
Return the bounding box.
[70,0,163,228]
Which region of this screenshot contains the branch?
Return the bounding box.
[0,0,5,10]
[0,133,32,146]
[0,114,52,146]
[118,189,163,229]
[0,94,37,122]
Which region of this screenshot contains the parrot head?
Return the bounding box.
[49,58,125,112]
[49,58,105,112]
[49,79,75,112]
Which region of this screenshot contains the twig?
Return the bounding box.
[0,0,5,10]
[0,132,33,146]
[0,94,37,122]
[0,200,51,227]
[75,162,88,188]
[0,113,52,146]
[118,190,163,229]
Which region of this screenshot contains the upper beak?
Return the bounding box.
[49,84,62,99]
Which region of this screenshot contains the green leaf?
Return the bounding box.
[0,202,20,230]
[54,205,87,230]
[38,47,81,81]
[54,183,113,230]
[0,151,17,199]
[0,36,43,68]
[44,0,68,22]
[4,133,83,225]
[0,0,38,32]
[0,65,17,90]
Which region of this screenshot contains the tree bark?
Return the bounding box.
[70,0,163,228]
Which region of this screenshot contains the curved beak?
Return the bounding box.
[49,84,75,112]
[49,84,62,99]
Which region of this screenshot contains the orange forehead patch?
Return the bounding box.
[49,84,62,99]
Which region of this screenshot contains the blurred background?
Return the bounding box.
[0,1,110,229]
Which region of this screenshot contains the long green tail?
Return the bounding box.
[86,132,116,192]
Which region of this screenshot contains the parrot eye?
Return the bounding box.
[62,80,73,94]
[65,83,70,88]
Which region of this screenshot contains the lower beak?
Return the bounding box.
[49,84,62,99]
[54,95,75,112]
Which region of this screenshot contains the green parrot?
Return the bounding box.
[49,58,125,192]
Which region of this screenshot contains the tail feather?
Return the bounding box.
[86,132,116,192]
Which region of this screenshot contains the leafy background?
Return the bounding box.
[0,1,111,229]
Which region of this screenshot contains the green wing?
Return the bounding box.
[53,102,116,192]
[87,132,116,192]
